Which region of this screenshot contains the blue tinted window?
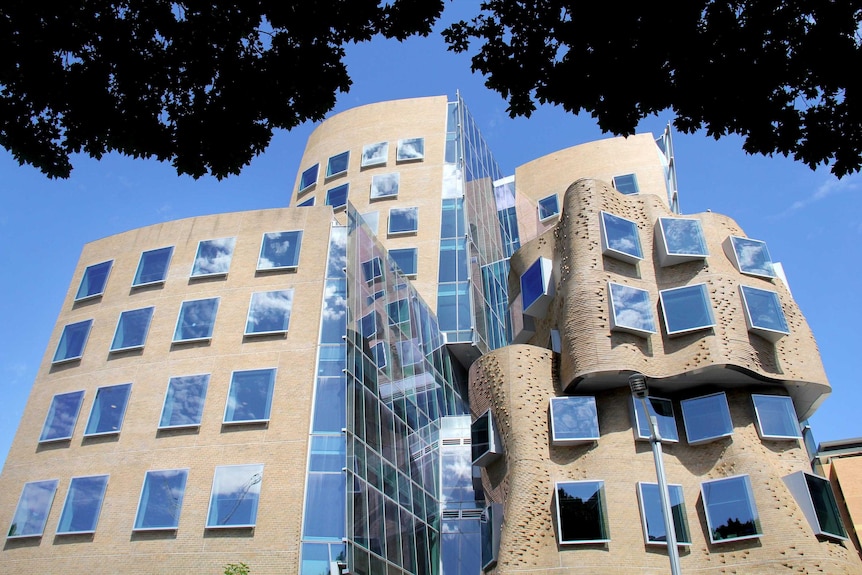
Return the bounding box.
[224,368,276,424]
[326,183,349,210]
[390,248,418,276]
[549,397,599,444]
[7,479,59,538]
[520,257,552,317]
[631,396,679,442]
[637,482,691,545]
[362,257,383,283]
[658,218,708,257]
[555,481,609,543]
[388,207,418,235]
[680,392,733,444]
[206,464,263,528]
[538,194,560,221]
[701,475,761,543]
[372,341,387,369]
[613,173,639,195]
[84,383,132,436]
[752,394,800,439]
[361,142,388,167]
[659,284,715,335]
[245,290,294,335]
[327,151,349,177]
[159,374,209,429]
[600,211,643,262]
[258,230,302,270]
[299,164,319,191]
[191,238,236,277]
[729,236,776,278]
[740,286,789,340]
[75,260,112,301]
[40,390,85,442]
[371,173,400,200]
[110,306,154,352]
[608,282,656,336]
[52,319,93,363]
[57,475,109,535]
[134,469,188,531]
[298,196,315,207]
[783,472,848,540]
[396,138,425,161]
[133,247,173,286]
[173,298,219,342]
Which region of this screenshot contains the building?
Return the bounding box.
[816,438,862,559]
[0,95,858,575]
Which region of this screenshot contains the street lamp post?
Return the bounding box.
[629,373,682,575]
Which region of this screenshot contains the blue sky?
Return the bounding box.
[1,7,861,468]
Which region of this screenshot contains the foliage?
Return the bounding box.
[0,0,443,179]
[444,0,862,178]
[223,563,250,575]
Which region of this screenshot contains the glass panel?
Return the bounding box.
[537,194,560,221]
[659,218,708,256]
[191,237,236,277]
[298,196,315,207]
[206,464,263,528]
[371,173,400,200]
[632,396,679,442]
[608,282,656,335]
[7,479,59,538]
[327,151,350,177]
[173,298,219,342]
[52,319,93,363]
[804,473,847,539]
[600,211,643,261]
[470,411,491,464]
[300,164,319,191]
[258,230,303,270]
[57,475,109,534]
[159,374,209,429]
[75,260,112,301]
[637,483,691,545]
[752,394,800,439]
[701,475,761,543]
[520,257,551,315]
[133,469,189,530]
[303,472,346,538]
[390,248,418,276]
[741,286,789,334]
[397,138,425,161]
[388,207,418,234]
[361,142,389,167]
[681,392,733,444]
[84,383,132,436]
[110,306,154,351]
[326,183,349,210]
[40,391,85,442]
[549,397,599,443]
[133,247,173,286]
[224,368,276,424]
[659,284,715,335]
[613,173,639,195]
[730,236,776,277]
[245,289,294,335]
[555,481,609,543]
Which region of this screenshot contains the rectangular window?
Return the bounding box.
[40,390,85,443]
[659,283,715,336]
[371,173,400,200]
[133,246,173,287]
[680,392,733,444]
[636,482,691,545]
[600,211,643,263]
[159,374,209,429]
[52,319,93,364]
[361,142,388,167]
[471,410,503,467]
[84,383,132,437]
[7,479,59,538]
[656,218,708,267]
[390,248,418,277]
[326,183,349,210]
[362,257,383,283]
[191,237,236,277]
[75,260,112,301]
[56,475,109,535]
[549,396,599,445]
[612,173,639,195]
[372,341,387,369]
[388,206,418,235]
[326,151,349,178]
[783,471,848,540]
[727,236,776,278]
[630,395,679,442]
[752,394,800,440]
[537,194,560,222]
[258,230,302,271]
[224,368,276,424]
[245,290,294,336]
[110,306,154,352]
[298,196,315,207]
[520,257,554,318]
[481,503,503,570]
[740,286,789,342]
[133,469,189,531]
[206,464,264,528]
[173,297,219,342]
[299,163,319,192]
[555,480,610,544]
[701,475,761,543]
[396,137,425,161]
[608,282,656,336]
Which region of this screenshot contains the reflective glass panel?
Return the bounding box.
[173,298,219,342]
[388,207,418,234]
[550,396,600,445]
[298,196,315,207]
[191,237,236,277]
[206,464,263,528]
[326,183,349,210]
[390,248,418,276]
[538,194,560,221]
[84,383,132,436]
[371,173,400,200]
[133,247,173,286]
[303,472,346,538]
[659,218,708,256]
[258,230,302,270]
[361,142,388,167]
[397,138,425,161]
[110,306,154,351]
[613,173,639,195]
[327,151,349,177]
[7,479,59,538]
[57,475,109,534]
[555,481,609,543]
[600,211,643,261]
[75,260,112,301]
[740,286,789,335]
[299,163,319,191]
[659,284,715,335]
[752,394,800,439]
[730,236,775,277]
[245,290,294,335]
[224,368,276,424]
[680,392,733,444]
[637,482,691,545]
[608,282,656,335]
[159,374,209,429]
[701,475,761,543]
[52,319,93,363]
[631,396,679,442]
[520,257,552,316]
[133,469,188,530]
[40,390,85,442]
[804,473,847,539]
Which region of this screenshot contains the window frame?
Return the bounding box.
[109,306,155,352]
[326,151,350,178]
[630,395,679,443]
[612,173,640,195]
[132,246,173,287]
[325,183,349,211]
[751,394,801,440]
[389,247,418,277]
[158,374,210,430]
[7,479,60,539]
[608,282,657,337]
[554,480,610,544]
[52,319,94,364]
[471,409,504,467]
[244,289,294,337]
[739,285,790,342]
[520,257,554,318]
[636,482,692,546]
[371,173,400,200]
[205,464,264,529]
[727,236,776,278]
[387,206,418,236]
[56,475,110,535]
[701,474,762,544]
[299,163,319,192]
[549,396,600,445]
[223,368,277,425]
[133,468,190,532]
[257,230,303,272]
[783,471,848,541]
[361,141,389,167]
[190,237,236,278]
[172,297,219,343]
[75,260,113,302]
[537,193,560,222]
[396,137,425,162]
[680,392,733,445]
[39,390,86,443]
[297,196,315,207]
[84,383,132,437]
[599,211,643,264]
[659,283,715,336]
[656,217,708,267]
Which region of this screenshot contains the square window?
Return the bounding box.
[726,236,776,278]
[362,257,383,283]
[600,211,643,263]
[297,196,315,207]
[740,286,789,342]
[110,306,154,352]
[371,173,400,200]
[52,319,93,364]
[390,248,418,277]
[206,464,264,528]
[608,282,656,336]
[520,257,554,318]
[471,410,503,467]
[549,396,599,445]
[56,475,109,535]
[538,194,560,222]
[245,290,294,336]
[359,310,380,339]
[630,395,679,443]
[783,471,848,540]
[636,482,691,545]
[613,173,639,195]
[701,475,761,543]
[299,163,319,192]
[40,390,85,443]
[396,137,425,161]
[555,480,610,544]
[75,260,112,301]
[133,469,189,531]
[680,392,733,444]
[84,383,132,437]
[659,283,715,336]
[173,297,219,342]
[159,374,209,429]
[372,341,387,369]
[388,206,418,235]
[258,230,302,271]
[7,479,59,538]
[752,394,800,440]
[326,151,350,178]
[191,237,236,277]
[223,368,276,424]
[133,247,173,287]
[656,218,708,267]
[326,183,349,210]
[361,142,389,167]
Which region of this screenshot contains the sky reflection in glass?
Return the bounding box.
[659,284,715,335]
[390,248,418,276]
[600,211,643,262]
[740,286,789,337]
[549,397,599,444]
[40,390,85,442]
[57,475,109,534]
[730,236,776,278]
[681,392,733,444]
[134,469,188,530]
[632,396,679,442]
[397,138,425,161]
[133,247,173,286]
[223,368,276,424]
[388,207,418,234]
[752,394,800,439]
[258,230,302,270]
[245,290,293,335]
[637,482,691,545]
[173,298,219,342]
[206,464,263,528]
[538,194,560,221]
[659,218,708,257]
[361,142,388,167]
[371,173,400,200]
[608,282,656,336]
[7,479,58,538]
[191,237,236,277]
[159,374,209,429]
[110,306,154,351]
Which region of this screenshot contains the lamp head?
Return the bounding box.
[629,373,648,399]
